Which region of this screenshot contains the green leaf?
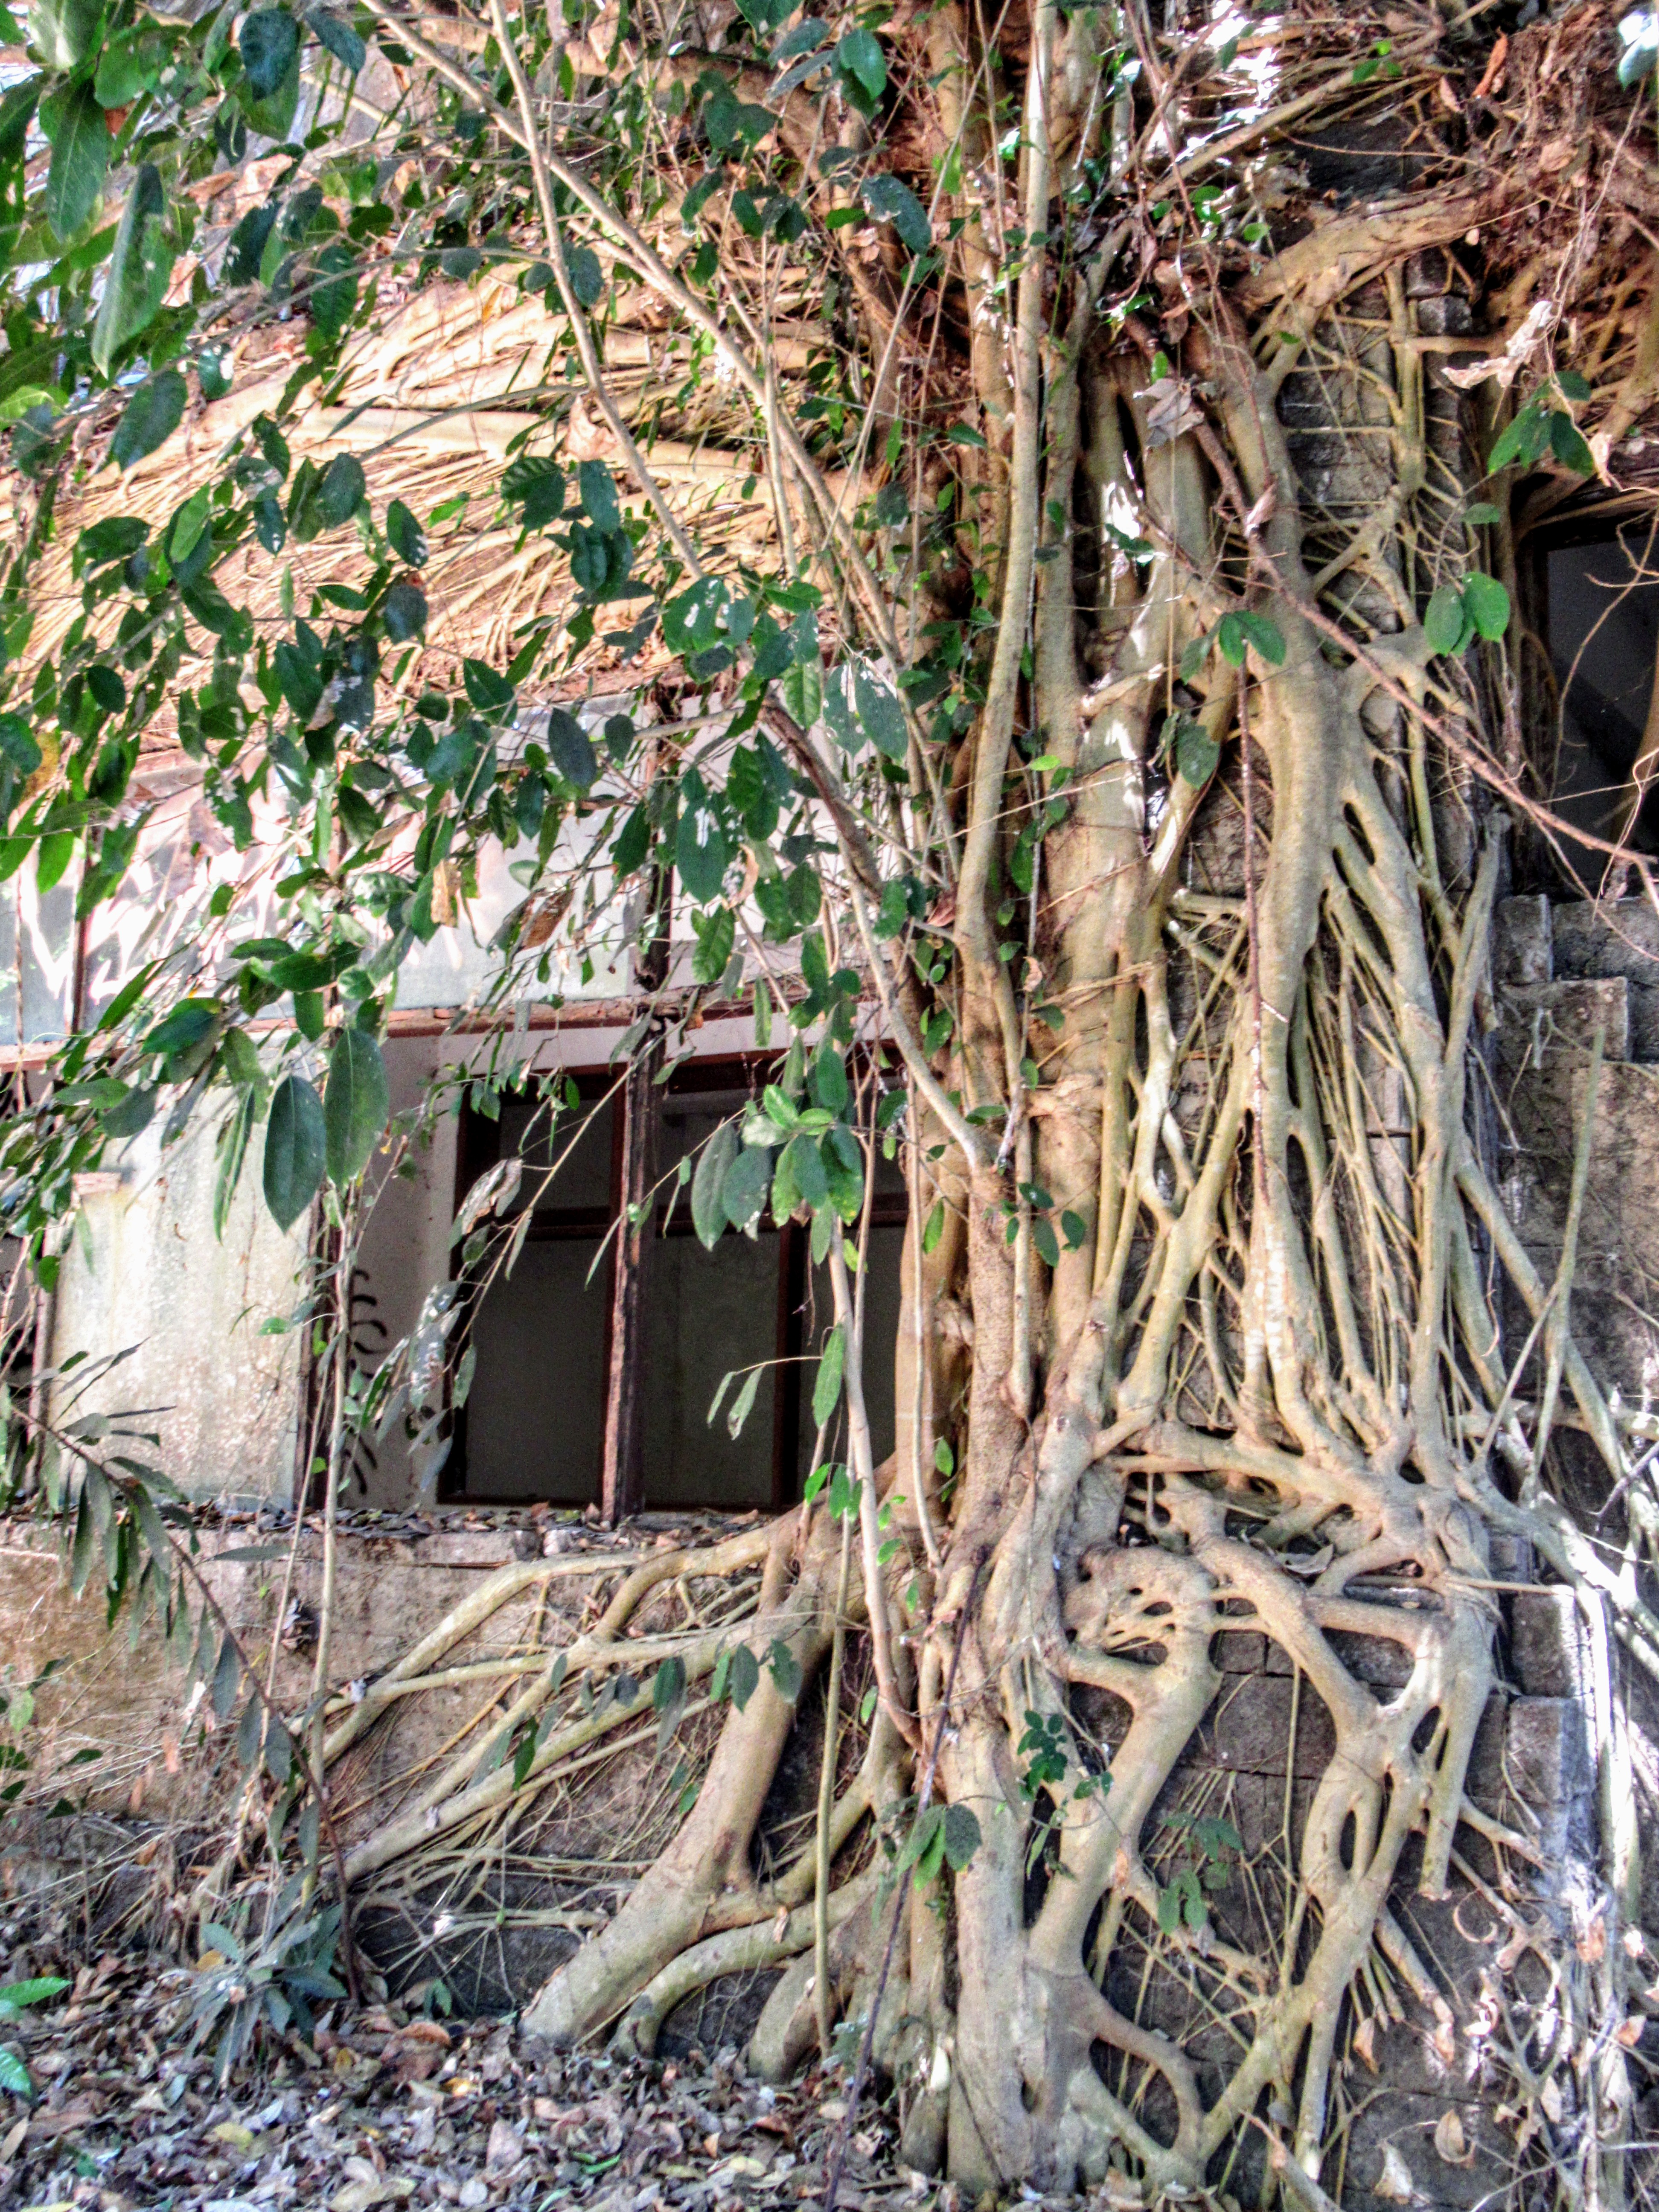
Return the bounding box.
[46,83,107,245]
[69,1480,95,1596]
[0,715,41,778]
[0,1978,67,2010]
[32,0,98,70]
[131,1482,172,1577]
[144,998,218,1055]
[676,793,729,904]
[1237,611,1285,665]
[1174,718,1219,786]
[0,2047,30,2096]
[386,498,426,566]
[854,667,907,760]
[511,1721,537,1788]
[109,370,185,470]
[652,1654,687,1711]
[169,485,210,566]
[728,1642,760,1711]
[577,457,619,531]
[309,241,359,339]
[564,242,604,307]
[211,1627,241,1720]
[240,8,299,97]
[101,1085,154,1138]
[1462,571,1511,641]
[861,172,930,252]
[462,658,514,715]
[692,1121,738,1250]
[1423,585,1464,656]
[95,27,163,103]
[316,452,365,527]
[265,1719,292,1784]
[1218,610,1285,668]
[812,1041,848,1113]
[942,1802,981,1871]
[690,903,735,985]
[262,1074,326,1231]
[1548,407,1595,476]
[725,1365,763,1439]
[837,24,886,96]
[502,456,565,530]
[1487,402,1549,476]
[721,1140,771,1234]
[766,1638,801,1703]
[922,1197,944,1254]
[382,582,426,641]
[243,47,299,134]
[544,707,596,790]
[306,5,365,70]
[324,1024,388,1185]
[812,1322,845,1428]
[214,1088,257,1241]
[780,655,822,728]
[1463,500,1502,527]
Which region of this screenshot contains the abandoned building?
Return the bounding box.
[0,5,1656,2206]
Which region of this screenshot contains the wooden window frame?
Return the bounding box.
[447,1049,905,1519]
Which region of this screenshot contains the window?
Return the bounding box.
[450,1057,905,1511]
[1537,521,1659,873]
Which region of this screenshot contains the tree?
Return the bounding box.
[3,0,1657,2196]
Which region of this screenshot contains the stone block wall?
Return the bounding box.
[1493,894,1659,1426]
[1082,1539,1599,2212]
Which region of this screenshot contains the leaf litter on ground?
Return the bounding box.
[0,1924,969,2212]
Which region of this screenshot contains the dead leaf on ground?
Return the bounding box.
[1374,2142,1418,2201]
[485,2118,523,2170]
[1434,2110,1473,2165]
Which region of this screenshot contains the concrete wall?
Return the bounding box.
[0,1514,579,1827]
[0,873,76,1048]
[48,1094,307,1505]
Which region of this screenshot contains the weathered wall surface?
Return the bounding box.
[0,1515,572,1815]
[1494,894,1659,1422]
[0,1513,693,2007]
[47,1099,306,1504]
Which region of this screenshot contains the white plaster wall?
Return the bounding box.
[49,1099,307,1503]
[0,871,76,1045]
[390,837,628,1012]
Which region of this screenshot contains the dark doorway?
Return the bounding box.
[1537,521,1659,877]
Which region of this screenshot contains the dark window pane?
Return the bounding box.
[658,1086,750,1184]
[1546,534,1659,862]
[494,1088,617,1212]
[463,1237,609,1500]
[642,1229,780,1508]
